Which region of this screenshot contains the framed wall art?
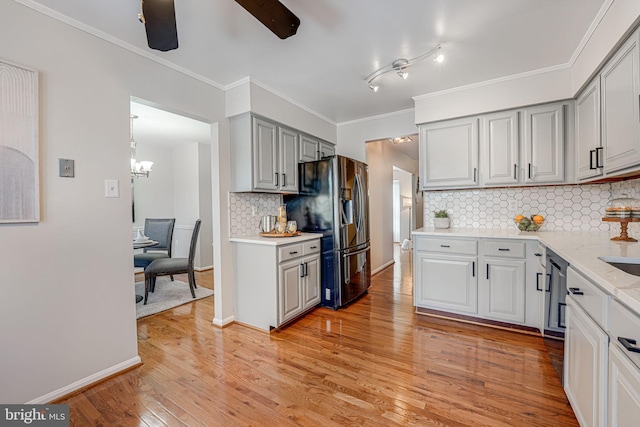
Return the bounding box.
[0,59,39,223]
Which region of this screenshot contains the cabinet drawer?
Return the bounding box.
[302,240,321,255]
[610,299,640,370]
[481,240,526,258]
[567,267,609,330]
[279,244,303,262]
[415,237,477,255]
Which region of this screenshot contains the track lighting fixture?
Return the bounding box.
[366,44,444,92]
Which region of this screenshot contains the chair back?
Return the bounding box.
[187,219,202,269]
[144,218,176,255]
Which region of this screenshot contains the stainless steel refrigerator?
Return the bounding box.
[284,155,371,309]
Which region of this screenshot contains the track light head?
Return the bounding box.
[368,83,379,92]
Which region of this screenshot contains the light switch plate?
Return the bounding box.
[58,158,74,177]
[105,179,119,198]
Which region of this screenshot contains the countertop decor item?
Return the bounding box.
[602,217,640,242]
[606,194,640,218]
[259,230,302,238]
[515,214,544,231]
[434,210,450,229]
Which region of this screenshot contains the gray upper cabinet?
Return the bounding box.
[419,117,479,190]
[575,79,603,180]
[278,126,299,193]
[480,110,520,185]
[299,134,335,162]
[601,29,640,175]
[230,114,298,194]
[319,141,335,158]
[299,134,319,162]
[252,117,279,191]
[522,102,565,184]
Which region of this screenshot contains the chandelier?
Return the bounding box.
[130,114,153,178]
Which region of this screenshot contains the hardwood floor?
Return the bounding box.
[61,248,577,426]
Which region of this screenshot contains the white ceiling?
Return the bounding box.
[28,0,607,125]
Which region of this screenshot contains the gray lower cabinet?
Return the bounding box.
[233,237,321,331]
[414,235,538,329]
[278,252,320,324]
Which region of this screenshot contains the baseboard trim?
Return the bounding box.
[212,315,235,328]
[195,266,213,272]
[29,356,142,404]
[372,259,395,275]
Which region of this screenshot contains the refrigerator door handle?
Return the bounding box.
[354,173,364,233]
[342,246,370,257]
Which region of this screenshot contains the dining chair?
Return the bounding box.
[143,219,201,305]
[134,218,176,271]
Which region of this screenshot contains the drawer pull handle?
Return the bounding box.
[498,248,510,251]
[618,337,640,353]
[440,244,450,248]
[289,251,298,255]
[534,252,542,257]
[569,287,584,295]
[310,246,317,249]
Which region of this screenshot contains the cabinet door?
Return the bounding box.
[523,103,565,183]
[601,30,640,174]
[252,117,278,191]
[299,134,319,162]
[319,141,335,158]
[415,253,477,314]
[279,126,299,193]
[609,344,640,427]
[302,255,321,309]
[479,259,526,324]
[420,117,479,189]
[279,260,303,324]
[576,79,603,180]
[480,111,520,185]
[564,297,608,427]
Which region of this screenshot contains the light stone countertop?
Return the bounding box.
[229,232,323,246]
[412,227,640,316]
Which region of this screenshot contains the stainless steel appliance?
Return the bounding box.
[284,155,371,309]
[545,248,569,337]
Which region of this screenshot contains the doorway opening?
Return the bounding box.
[129,97,215,319]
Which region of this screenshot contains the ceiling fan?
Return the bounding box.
[139,0,300,52]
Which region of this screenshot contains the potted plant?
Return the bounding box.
[434,210,450,229]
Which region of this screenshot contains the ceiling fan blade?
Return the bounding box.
[142,0,179,51]
[235,0,300,39]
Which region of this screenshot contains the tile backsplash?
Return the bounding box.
[229,178,640,237]
[229,192,282,236]
[422,177,640,232]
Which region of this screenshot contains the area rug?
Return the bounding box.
[135,278,213,319]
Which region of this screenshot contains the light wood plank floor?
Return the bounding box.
[61,248,577,426]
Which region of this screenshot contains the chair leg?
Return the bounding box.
[144,276,150,305]
[188,270,196,298]
[170,274,174,282]
[150,276,156,293]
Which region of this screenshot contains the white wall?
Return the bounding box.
[366,141,418,272]
[337,109,417,162]
[0,1,226,403]
[393,168,412,242]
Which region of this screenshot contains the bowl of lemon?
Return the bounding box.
[515,214,544,231]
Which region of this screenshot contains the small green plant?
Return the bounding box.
[434,210,449,218]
